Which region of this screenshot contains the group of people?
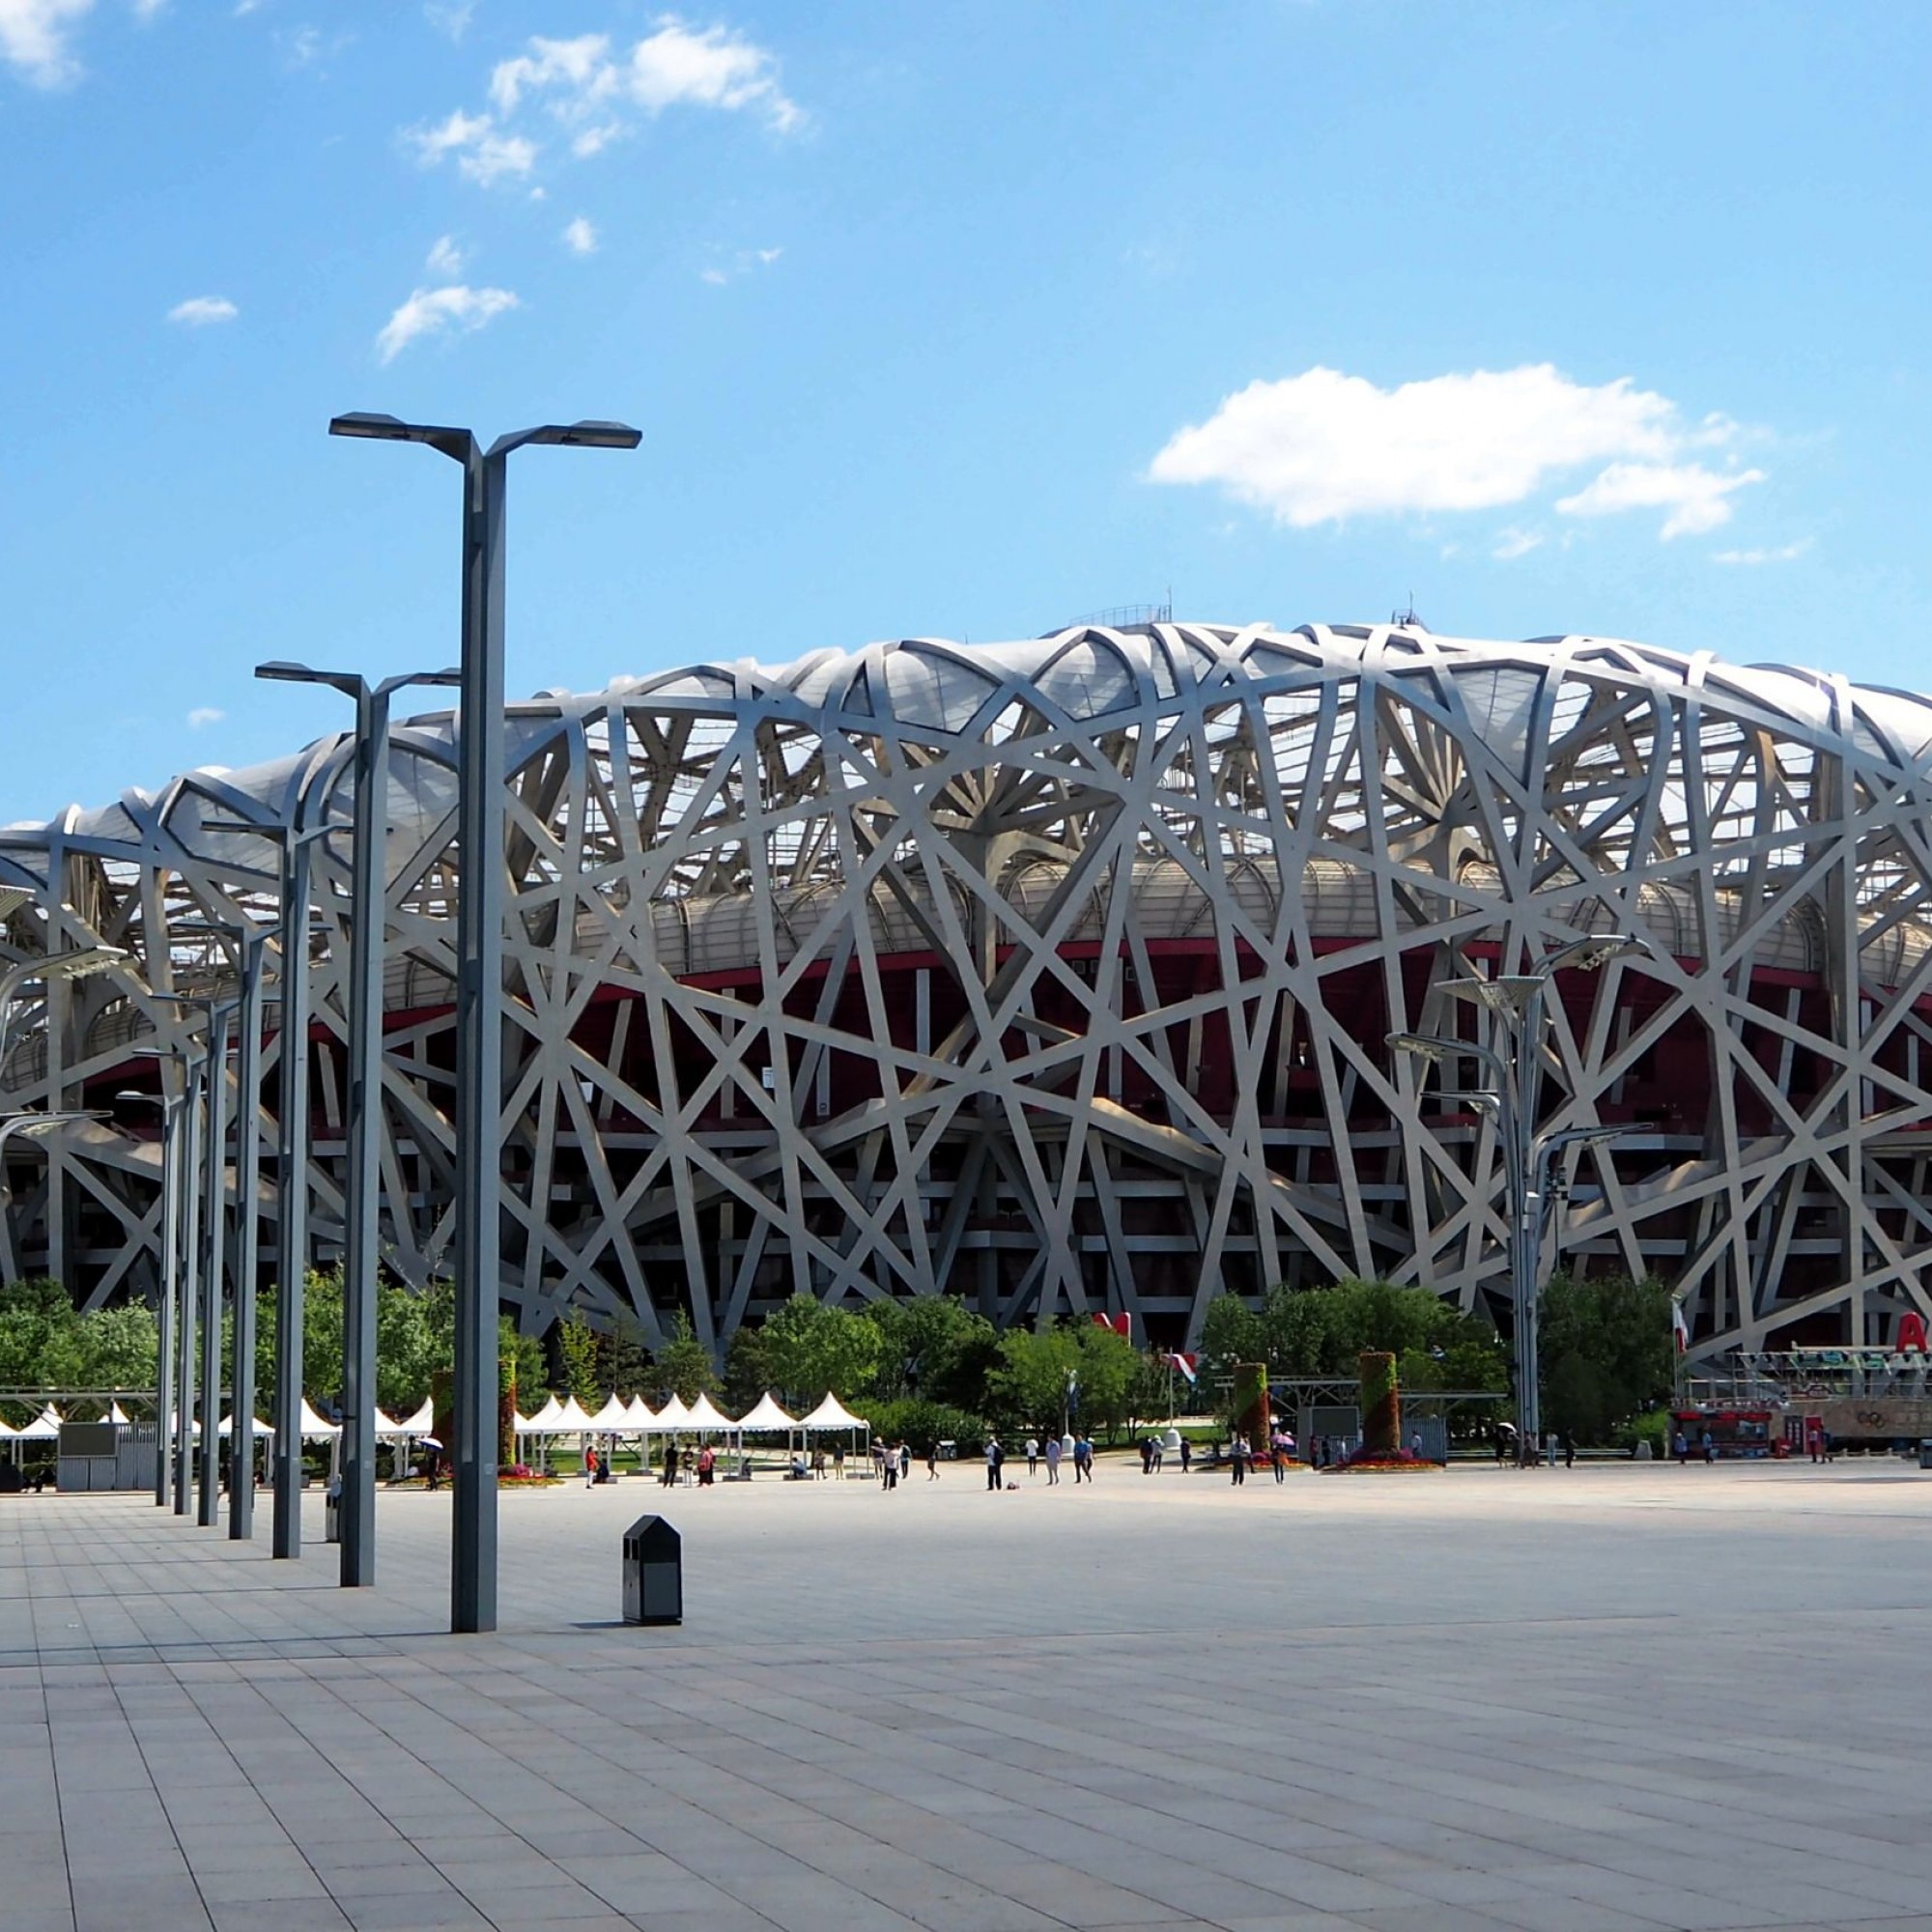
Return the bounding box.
[1137,1434,1194,1474]
[871,1438,939,1489]
[646,1440,717,1488]
[987,1434,1094,1488]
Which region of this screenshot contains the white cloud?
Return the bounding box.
[424,233,464,276]
[186,706,225,729]
[1712,539,1811,566]
[376,282,518,363]
[132,0,164,18]
[698,267,728,285]
[167,295,238,326]
[1151,362,1767,542]
[0,0,95,86]
[486,17,801,137]
[561,214,597,254]
[1554,460,1764,539]
[698,242,781,285]
[1492,526,1544,561]
[423,0,470,39]
[406,106,536,185]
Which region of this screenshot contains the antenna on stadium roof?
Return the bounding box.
[1391,596,1426,630]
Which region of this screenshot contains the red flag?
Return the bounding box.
[1671,1299,1690,1354]
[1163,1350,1199,1384]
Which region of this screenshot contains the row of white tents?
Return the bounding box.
[0,1391,867,1444]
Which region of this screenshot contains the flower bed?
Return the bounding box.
[1319,1447,1440,1474]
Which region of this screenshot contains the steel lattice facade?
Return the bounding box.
[4,619,1932,1358]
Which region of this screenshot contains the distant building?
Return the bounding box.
[2,619,1927,1359]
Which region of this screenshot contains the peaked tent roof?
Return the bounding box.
[587,1394,632,1430]
[392,1400,434,1434]
[554,1395,598,1431]
[14,1406,62,1440]
[652,1393,693,1429]
[622,1395,657,1429]
[684,1392,734,1431]
[219,1413,275,1437]
[735,1392,797,1432]
[299,1399,341,1438]
[797,1393,868,1432]
[517,1394,566,1433]
[108,1401,132,1426]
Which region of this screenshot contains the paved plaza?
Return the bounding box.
[5,1460,1932,1932]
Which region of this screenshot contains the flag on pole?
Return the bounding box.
[1671,1299,1690,1354]
[1163,1350,1199,1384]
[1092,1311,1130,1340]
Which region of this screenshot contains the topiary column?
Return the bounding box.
[1359,1350,1400,1456]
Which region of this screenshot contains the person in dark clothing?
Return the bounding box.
[661,1441,680,1488]
[1561,1432,1576,1469]
[985,1436,1004,1491]
[1230,1436,1248,1486]
[1179,1435,1191,1474]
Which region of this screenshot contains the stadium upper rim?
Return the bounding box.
[13,618,1932,847]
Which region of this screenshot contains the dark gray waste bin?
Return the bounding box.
[1919,1439,1932,1470]
[622,1514,682,1625]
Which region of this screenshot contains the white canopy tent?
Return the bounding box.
[516,1394,565,1435]
[14,1406,62,1441]
[683,1392,734,1434]
[554,1395,597,1433]
[652,1393,693,1431]
[734,1393,797,1433]
[217,1414,275,1437]
[298,1400,341,1439]
[587,1394,634,1433]
[108,1402,132,1426]
[623,1395,657,1430]
[797,1393,868,1434]
[389,1401,435,1435]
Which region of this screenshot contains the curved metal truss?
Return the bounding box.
[4,619,1932,1358]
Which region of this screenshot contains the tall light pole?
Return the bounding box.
[117,1078,188,1506]
[0,943,128,1070]
[226,926,272,1540]
[1390,933,1649,1461]
[257,663,459,1588]
[326,412,640,1633]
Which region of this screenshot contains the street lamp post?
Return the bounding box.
[326,412,639,1633]
[257,665,459,1587]
[117,1078,189,1506]
[1390,934,1649,1462]
[0,944,128,1070]
[227,926,272,1540]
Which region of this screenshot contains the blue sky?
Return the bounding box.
[1,1,1927,823]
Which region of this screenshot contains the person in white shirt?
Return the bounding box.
[1025,1435,1039,1476]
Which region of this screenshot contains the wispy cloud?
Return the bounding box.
[698,242,781,285]
[561,214,597,255]
[1712,539,1811,566]
[1151,363,1766,543]
[186,706,225,729]
[1492,526,1544,561]
[424,233,464,277]
[0,0,96,87]
[167,295,238,326]
[376,282,518,363]
[490,21,801,132]
[406,106,536,185]
[423,0,470,40]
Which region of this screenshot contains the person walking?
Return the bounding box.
[1044,1435,1062,1485]
[986,1436,1004,1492]
[1179,1435,1191,1475]
[1271,1432,1288,1483]
[696,1444,715,1487]
[1140,1436,1154,1475]
[832,1443,844,1480]
[1025,1435,1039,1477]
[1701,1428,1716,1464]
[899,1440,912,1484]
[583,1443,599,1490]
[1074,1434,1094,1483]
[1230,1435,1248,1486]
[1673,1429,1689,1465]
[925,1442,939,1480]
[882,1444,896,1492]
[1561,1431,1576,1469]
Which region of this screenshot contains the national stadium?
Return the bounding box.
[3,617,1929,1363]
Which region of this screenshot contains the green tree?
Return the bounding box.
[557,1313,603,1407]
[0,1278,87,1410]
[374,1282,439,1415]
[501,1316,545,1407]
[301,1267,345,1407]
[865,1294,998,1409]
[651,1311,719,1403]
[759,1293,885,1405]
[600,1316,654,1398]
[1200,1292,1264,1373]
[74,1303,157,1393]
[1538,1271,1675,1445]
[721,1321,773,1412]
[985,1322,1138,1442]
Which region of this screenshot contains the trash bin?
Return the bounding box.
[1918,1439,1932,1470]
[621,1514,682,1626]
